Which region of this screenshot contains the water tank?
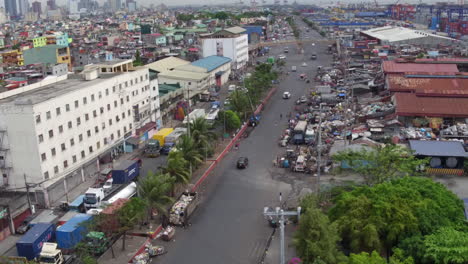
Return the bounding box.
[446,157,458,168]
[429,157,442,168]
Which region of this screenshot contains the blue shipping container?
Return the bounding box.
[16,223,54,260]
[56,213,93,249]
[112,160,139,184]
[69,194,85,212]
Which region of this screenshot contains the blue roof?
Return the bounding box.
[191,56,232,72]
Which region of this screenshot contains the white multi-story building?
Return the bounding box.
[0,60,160,207]
[201,26,249,70]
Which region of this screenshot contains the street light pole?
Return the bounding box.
[263,206,302,264]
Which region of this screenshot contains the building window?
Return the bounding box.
[114,100,117,107]
[83,97,87,105]
[140,76,143,82]
[92,110,96,118]
[51,148,56,156]
[63,160,68,168]
[126,96,129,102]
[120,98,124,105]
[54,166,59,174]
[112,86,116,93]
[38,134,44,143]
[128,109,131,116]
[76,117,81,126]
[48,130,54,138]
[98,91,102,98]
[58,125,63,133]
[72,155,77,163]
[117,130,121,137]
[107,104,111,111]
[61,143,66,151]
[122,112,125,119]
[46,111,51,120]
[97,141,101,149]
[36,115,41,124]
[102,122,106,130]
[130,80,133,86]
[91,94,95,101]
[105,89,109,95]
[41,153,46,161]
[68,121,72,129]
[124,126,127,133]
[79,134,83,142]
[109,119,112,126]
[44,171,49,179]
[75,100,79,108]
[81,150,85,158]
[56,107,61,116]
[89,146,93,153]
[70,138,75,146]
[111,133,114,140]
[119,84,122,90]
[87,130,91,137]
[85,113,89,121]
[129,123,132,129]
[100,107,104,114]
[104,138,108,145]
[116,116,120,122]
[125,81,128,87]
[95,126,99,133]
[135,78,138,84]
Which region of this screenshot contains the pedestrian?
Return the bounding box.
[280,114,283,119]
[180,212,186,229]
[235,142,239,150]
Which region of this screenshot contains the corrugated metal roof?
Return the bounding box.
[145,57,190,73]
[224,26,247,34]
[158,69,209,81]
[409,140,468,157]
[191,56,231,72]
[395,93,468,117]
[363,26,456,43]
[387,75,468,97]
[383,61,459,74]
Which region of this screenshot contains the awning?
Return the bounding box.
[126,137,140,146]
[215,71,224,76]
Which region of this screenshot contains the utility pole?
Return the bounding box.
[23,174,33,214]
[263,206,301,264]
[186,88,192,176]
[316,103,325,193]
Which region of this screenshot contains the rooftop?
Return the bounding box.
[362,26,456,43]
[383,61,459,74]
[387,75,468,97]
[191,56,232,72]
[409,140,468,157]
[394,92,468,117]
[158,69,209,81]
[145,57,190,73]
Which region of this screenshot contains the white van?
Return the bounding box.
[292,66,297,72]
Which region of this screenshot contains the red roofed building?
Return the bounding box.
[382,61,460,74]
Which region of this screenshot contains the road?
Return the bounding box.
[155,18,332,264]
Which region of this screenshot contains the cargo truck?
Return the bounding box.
[38,242,74,264]
[16,223,55,260]
[164,127,187,144]
[112,160,139,184]
[304,125,315,144]
[144,139,161,158]
[152,128,174,146]
[169,192,199,226]
[56,214,93,250]
[83,187,105,210]
[183,109,206,124]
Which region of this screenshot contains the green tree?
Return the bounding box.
[217,110,241,132]
[139,172,175,217]
[329,177,465,256]
[117,197,147,250]
[332,144,428,185]
[162,151,190,195]
[176,134,203,170]
[190,117,217,154]
[133,50,143,66]
[229,90,252,117]
[346,251,386,264]
[422,227,468,264]
[177,13,194,22]
[294,195,346,264]
[213,11,229,20]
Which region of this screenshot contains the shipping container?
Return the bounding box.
[16,223,55,260]
[57,211,79,226]
[69,194,85,213]
[152,128,174,146]
[165,127,187,144]
[112,160,139,184]
[56,214,93,249]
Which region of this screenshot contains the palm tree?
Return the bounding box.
[177,134,203,170]
[161,151,190,196]
[139,171,175,220]
[190,117,218,158]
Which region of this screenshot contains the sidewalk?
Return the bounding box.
[0,234,21,256]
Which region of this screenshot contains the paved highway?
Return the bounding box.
[157,17,333,264]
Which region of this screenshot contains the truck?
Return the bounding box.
[294,121,308,135]
[205,109,219,125]
[152,128,174,146]
[57,211,79,226]
[169,192,199,226]
[165,127,187,144]
[106,182,137,205]
[56,213,93,250]
[83,187,105,210]
[144,139,161,158]
[183,109,206,124]
[68,195,85,213]
[200,91,210,102]
[304,125,316,144]
[112,159,140,184]
[16,223,55,260]
[38,242,74,264]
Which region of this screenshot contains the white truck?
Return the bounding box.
[183,109,206,124]
[83,187,105,210]
[205,109,219,125]
[304,125,315,144]
[38,242,74,264]
[165,127,187,144]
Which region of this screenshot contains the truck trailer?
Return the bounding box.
[56,214,93,250]
[152,128,174,146]
[112,160,140,184]
[16,223,55,260]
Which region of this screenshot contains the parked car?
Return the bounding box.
[311,54,317,60]
[278,54,286,60]
[16,215,34,234]
[237,157,249,169]
[302,62,308,67]
[283,92,291,99]
[160,143,175,155]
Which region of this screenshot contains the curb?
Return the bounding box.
[127,86,278,263]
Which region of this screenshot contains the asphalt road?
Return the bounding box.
[156,19,332,264]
